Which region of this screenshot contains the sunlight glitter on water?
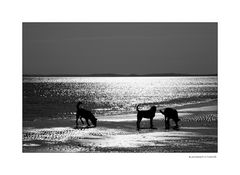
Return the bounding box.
[23,76,217,120]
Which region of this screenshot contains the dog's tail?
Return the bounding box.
[136,104,140,112]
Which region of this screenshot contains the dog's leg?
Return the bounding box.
[164,116,167,129]
[136,117,142,131]
[150,118,154,129]
[175,113,180,129]
[86,118,90,127]
[75,115,79,128]
[80,117,84,125]
[175,119,179,128]
[173,118,180,130]
[165,116,170,129]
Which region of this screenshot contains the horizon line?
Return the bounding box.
[23,73,218,77]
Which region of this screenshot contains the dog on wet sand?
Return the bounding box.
[136,104,157,130]
[160,108,180,130]
[75,102,97,128]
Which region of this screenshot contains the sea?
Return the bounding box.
[23,76,217,121]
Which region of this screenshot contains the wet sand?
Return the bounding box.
[23,100,217,153]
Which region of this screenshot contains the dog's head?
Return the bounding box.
[91,118,97,127]
[173,118,180,123]
[151,106,157,113]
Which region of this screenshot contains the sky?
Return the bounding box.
[23,23,217,75]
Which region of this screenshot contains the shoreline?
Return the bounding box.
[23,100,217,153]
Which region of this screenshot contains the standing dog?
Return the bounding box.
[75,102,97,128]
[160,108,180,130]
[136,104,157,130]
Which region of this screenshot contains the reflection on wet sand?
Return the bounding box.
[23,101,217,153]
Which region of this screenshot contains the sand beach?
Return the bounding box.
[22,100,217,153]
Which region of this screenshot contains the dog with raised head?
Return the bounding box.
[160,108,180,130]
[136,104,157,130]
[75,102,97,128]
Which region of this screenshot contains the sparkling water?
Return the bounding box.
[23,76,217,121]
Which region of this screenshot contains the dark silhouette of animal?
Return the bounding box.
[75,102,97,128]
[136,104,157,130]
[160,108,180,130]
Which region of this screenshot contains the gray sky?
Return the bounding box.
[23,23,217,75]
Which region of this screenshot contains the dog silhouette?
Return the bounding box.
[136,104,157,130]
[75,102,97,128]
[160,108,180,130]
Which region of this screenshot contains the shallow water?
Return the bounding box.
[23,76,217,121]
